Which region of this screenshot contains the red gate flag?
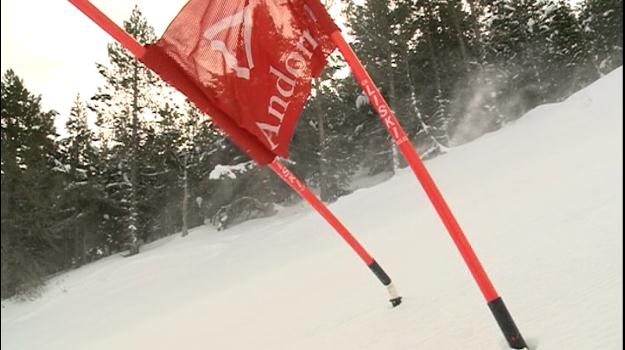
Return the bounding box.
[68,0,402,307]
[141,0,335,162]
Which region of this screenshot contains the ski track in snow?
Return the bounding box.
[1,68,623,350]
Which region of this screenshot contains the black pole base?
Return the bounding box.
[368,260,402,307]
[488,297,528,349]
[390,296,402,307]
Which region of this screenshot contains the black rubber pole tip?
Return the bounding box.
[390,296,402,307]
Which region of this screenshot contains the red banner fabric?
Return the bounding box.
[145,0,335,160]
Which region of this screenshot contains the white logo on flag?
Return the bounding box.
[204,5,255,80]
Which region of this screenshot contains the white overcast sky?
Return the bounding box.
[1,0,190,132]
[1,0,581,134]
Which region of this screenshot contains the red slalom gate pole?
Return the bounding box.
[67,0,402,308]
[270,160,402,307]
[305,1,527,348]
[67,0,145,58]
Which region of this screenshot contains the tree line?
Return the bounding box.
[1,0,622,299]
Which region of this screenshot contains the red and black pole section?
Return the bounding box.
[305,0,527,348]
[270,160,402,307]
[488,297,527,349]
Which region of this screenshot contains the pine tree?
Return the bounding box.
[179,103,242,229]
[65,95,95,172]
[579,0,623,75]
[143,101,212,239]
[387,0,444,158]
[408,1,457,148]
[538,0,589,99]
[346,0,400,175]
[177,104,213,237]
[139,103,181,240]
[484,0,549,117]
[1,70,62,298]
[91,6,164,255]
[293,79,360,202]
[57,95,105,267]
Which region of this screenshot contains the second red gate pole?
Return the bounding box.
[305,1,527,348]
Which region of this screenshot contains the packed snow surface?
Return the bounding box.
[2,68,622,349]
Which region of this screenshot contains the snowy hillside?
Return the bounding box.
[1,68,622,350]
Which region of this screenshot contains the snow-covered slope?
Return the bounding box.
[2,68,622,350]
